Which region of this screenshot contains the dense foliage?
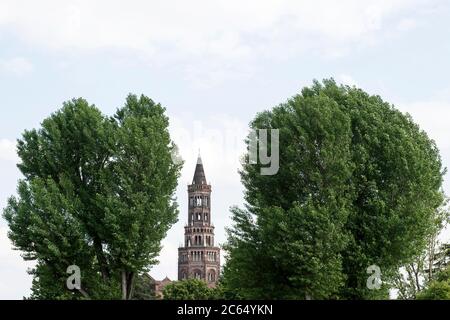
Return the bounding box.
[3,94,182,299]
[162,279,222,300]
[393,204,449,300]
[416,267,450,300]
[222,79,445,299]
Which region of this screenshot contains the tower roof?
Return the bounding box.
[192,153,207,185]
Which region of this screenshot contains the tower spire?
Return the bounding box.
[197,149,202,165]
[193,151,206,185]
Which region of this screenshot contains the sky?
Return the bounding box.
[1,0,450,299]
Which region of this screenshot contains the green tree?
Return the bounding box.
[3,94,182,299]
[416,267,450,300]
[162,279,221,300]
[131,273,156,300]
[393,202,449,299]
[222,79,445,299]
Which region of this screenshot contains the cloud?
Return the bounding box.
[0,0,438,85]
[0,138,19,211]
[0,1,436,64]
[150,239,179,280]
[169,113,247,185]
[396,100,450,152]
[337,74,359,87]
[0,226,34,299]
[396,17,417,31]
[0,57,33,76]
[183,60,255,89]
[0,139,18,162]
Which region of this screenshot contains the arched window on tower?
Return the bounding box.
[208,270,215,282]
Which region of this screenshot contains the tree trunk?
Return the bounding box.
[428,235,436,281]
[127,272,135,300]
[121,271,135,300]
[122,271,127,300]
[94,237,110,281]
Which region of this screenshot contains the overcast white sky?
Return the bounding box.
[1,0,450,299]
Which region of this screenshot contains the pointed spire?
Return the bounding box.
[197,149,202,165]
[193,150,207,185]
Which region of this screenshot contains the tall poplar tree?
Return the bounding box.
[222,79,445,299]
[3,94,182,299]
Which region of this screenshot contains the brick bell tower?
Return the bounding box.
[178,153,220,286]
